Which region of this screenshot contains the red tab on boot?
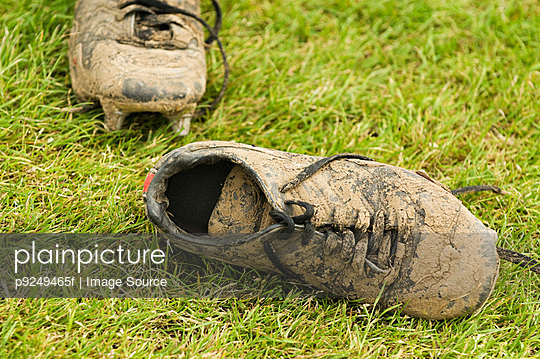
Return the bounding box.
[143,171,156,193]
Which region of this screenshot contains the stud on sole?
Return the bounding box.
[101,99,127,131]
[166,104,196,136]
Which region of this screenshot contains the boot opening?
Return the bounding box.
[165,161,274,234]
[165,161,235,233]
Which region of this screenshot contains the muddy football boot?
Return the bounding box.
[69,0,226,135]
[143,141,501,320]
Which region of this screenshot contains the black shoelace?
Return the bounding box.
[264,154,540,278]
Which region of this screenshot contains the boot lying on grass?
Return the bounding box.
[143,141,538,319]
[68,0,228,135]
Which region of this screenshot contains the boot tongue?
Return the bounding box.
[208,165,274,234]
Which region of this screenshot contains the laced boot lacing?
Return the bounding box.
[263,154,540,281]
[265,154,406,284]
[111,0,229,119]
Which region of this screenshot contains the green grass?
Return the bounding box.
[1,0,539,356]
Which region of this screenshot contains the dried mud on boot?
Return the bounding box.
[144,141,503,320]
[68,0,227,135]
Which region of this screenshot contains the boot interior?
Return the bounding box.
[164,161,274,234]
[165,161,235,233]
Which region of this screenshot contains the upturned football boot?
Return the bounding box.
[68,0,225,135]
[143,141,500,319]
